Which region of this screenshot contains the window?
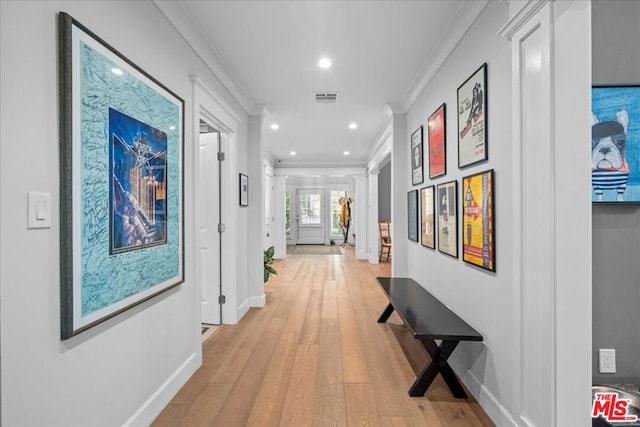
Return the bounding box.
[299,193,321,225]
[331,190,346,236]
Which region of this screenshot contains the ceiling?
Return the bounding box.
[180,1,468,167]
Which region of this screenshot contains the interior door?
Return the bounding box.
[199,129,221,324]
[296,189,325,244]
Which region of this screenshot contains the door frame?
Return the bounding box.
[295,189,326,245]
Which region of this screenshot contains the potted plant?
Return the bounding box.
[264,246,277,282]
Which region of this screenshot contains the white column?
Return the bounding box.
[390,112,407,277]
[354,175,367,259]
[273,176,287,259]
[367,172,380,264]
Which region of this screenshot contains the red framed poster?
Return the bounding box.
[462,169,495,272]
[428,103,446,179]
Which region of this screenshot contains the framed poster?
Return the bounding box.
[592,84,640,203]
[407,190,419,242]
[428,103,447,179]
[462,169,495,271]
[239,173,249,206]
[59,13,184,339]
[437,180,458,258]
[420,186,435,249]
[458,63,488,168]
[411,126,424,185]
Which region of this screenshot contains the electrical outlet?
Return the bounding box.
[599,349,616,373]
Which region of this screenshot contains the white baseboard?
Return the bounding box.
[122,352,198,427]
[449,354,518,427]
[250,294,266,307]
[237,298,251,321]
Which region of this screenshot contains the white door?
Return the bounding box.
[296,190,325,244]
[199,130,221,324]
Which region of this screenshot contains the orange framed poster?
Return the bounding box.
[428,103,446,179]
[462,169,495,271]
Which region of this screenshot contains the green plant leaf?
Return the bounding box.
[265,265,277,274]
[266,246,275,258]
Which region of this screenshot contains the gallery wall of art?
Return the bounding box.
[591,0,640,385]
[0,1,254,426]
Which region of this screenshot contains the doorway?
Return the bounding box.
[296,189,325,244]
[199,121,221,326]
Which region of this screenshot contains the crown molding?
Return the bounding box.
[153,0,256,115]
[400,0,490,112]
[498,0,549,40]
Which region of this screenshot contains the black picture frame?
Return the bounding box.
[58,12,185,339]
[428,103,447,179]
[462,169,495,271]
[436,180,458,258]
[420,186,436,249]
[411,126,424,185]
[239,173,249,206]
[457,63,488,169]
[407,190,419,242]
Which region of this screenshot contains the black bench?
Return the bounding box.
[376,277,483,398]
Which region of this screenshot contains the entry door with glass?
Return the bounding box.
[296,190,325,244]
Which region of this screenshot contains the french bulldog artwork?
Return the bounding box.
[591,85,640,203]
[591,110,629,202]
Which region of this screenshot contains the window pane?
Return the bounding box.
[331,190,346,235]
[300,194,321,224]
[285,191,290,236]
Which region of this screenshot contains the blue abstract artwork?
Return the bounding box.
[592,85,640,203]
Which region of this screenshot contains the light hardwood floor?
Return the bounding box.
[153,247,494,426]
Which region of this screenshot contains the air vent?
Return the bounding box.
[314,92,339,103]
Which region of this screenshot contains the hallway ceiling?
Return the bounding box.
[180,1,467,167]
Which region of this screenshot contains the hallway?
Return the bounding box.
[153,248,493,426]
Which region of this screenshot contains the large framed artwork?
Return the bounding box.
[428,103,447,179]
[437,181,458,258]
[411,126,424,185]
[59,13,184,339]
[239,173,249,206]
[592,84,640,204]
[420,186,435,249]
[462,169,495,271]
[458,63,488,168]
[407,190,419,242]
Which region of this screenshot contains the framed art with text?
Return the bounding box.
[436,180,458,258]
[407,190,419,242]
[458,63,488,168]
[59,12,184,339]
[239,173,249,206]
[411,126,424,185]
[428,103,447,179]
[420,186,435,249]
[462,169,495,271]
[592,84,640,204]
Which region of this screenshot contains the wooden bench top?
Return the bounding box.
[376,277,483,342]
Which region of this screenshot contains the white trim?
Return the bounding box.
[237,298,251,321]
[498,0,549,41]
[275,167,367,177]
[354,175,368,259]
[368,119,393,173]
[153,1,256,114]
[448,354,518,427]
[400,1,490,111]
[250,294,266,308]
[191,75,243,128]
[123,353,198,427]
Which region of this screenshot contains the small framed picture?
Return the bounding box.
[428,103,447,179]
[436,180,458,258]
[420,186,435,249]
[239,173,249,206]
[407,190,419,242]
[458,63,488,168]
[411,126,424,185]
[462,169,495,271]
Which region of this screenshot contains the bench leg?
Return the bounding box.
[409,339,468,398]
[377,303,395,323]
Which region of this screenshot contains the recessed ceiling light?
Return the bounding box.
[270,123,279,130]
[348,123,358,130]
[290,151,296,156]
[318,57,332,69]
[111,67,123,76]
[343,151,350,156]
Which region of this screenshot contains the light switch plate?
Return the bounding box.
[27,192,52,229]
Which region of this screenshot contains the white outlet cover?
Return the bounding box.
[599,349,616,373]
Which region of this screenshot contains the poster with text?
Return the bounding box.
[458,63,488,168]
[420,186,435,249]
[411,126,424,185]
[462,169,495,271]
[437,181,457,258]
[428,104,447,178]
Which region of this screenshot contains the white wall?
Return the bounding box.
[0,1,254,425]
[403,2,515,422]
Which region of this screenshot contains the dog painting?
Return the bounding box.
[592,85,640,203]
